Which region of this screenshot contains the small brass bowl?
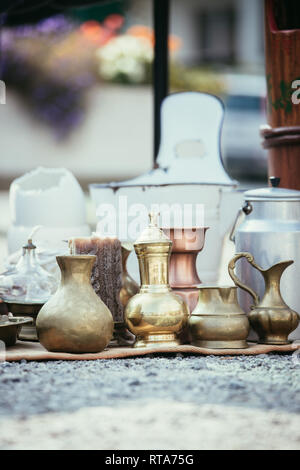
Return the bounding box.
[3,301,44,341]
[0,317,33,347]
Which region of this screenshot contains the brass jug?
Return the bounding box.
[36,255,114,353]
[228,252,300,345]
[188,286,250,349]
[125,213,189,348]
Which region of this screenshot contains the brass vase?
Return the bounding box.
[188,286,250,349]
[36,255,114,353]
[164,228,208,313]
[229,252,300,344]
[125,213,189,348]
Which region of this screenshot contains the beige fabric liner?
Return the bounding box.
[4,340,300,362]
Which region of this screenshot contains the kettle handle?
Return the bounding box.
[228,252,260,306]
[229,202,253,242]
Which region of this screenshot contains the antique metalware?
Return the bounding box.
[0,237,56,341]
[164,227,208,312]
[3,301,44,341]
[231,177,300,340]
[109,321,135,347]
[107,243,138,347]
[0,316,32,347]
[229,252,299,345]
[188,286,250,349]
[90,92,243,288]
[36,255,114,353]
[125,213,189,348]
[120,243,139,307]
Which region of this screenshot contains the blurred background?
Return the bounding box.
[0,0,267,266]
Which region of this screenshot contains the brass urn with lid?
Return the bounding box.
[125,213,189,348]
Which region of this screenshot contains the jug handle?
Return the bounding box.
[228,252,260,306]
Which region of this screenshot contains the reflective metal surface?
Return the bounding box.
[36,255,114,353]
[120,243,139,308]
[0,316,32,347]
[4,301,44,342]
[229,252,299,344]
[233,183,300,340]
[125,214,189,348]
[188,286,249,349]
[165,227,208,313]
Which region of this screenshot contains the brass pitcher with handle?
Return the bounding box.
[228,252,299,345]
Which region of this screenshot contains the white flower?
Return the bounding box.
[96,34,153,83]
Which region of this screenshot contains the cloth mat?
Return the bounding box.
[4,340,300,362]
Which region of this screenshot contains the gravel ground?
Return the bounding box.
[0,353,299,450]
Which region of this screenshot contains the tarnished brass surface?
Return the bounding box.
[125,214,189,348]
[0,317,32,347]
[36,255,114,353]
[189,286,250,349]
[229,252,300,344]
[120,243,139,308]
[4,301,44,342]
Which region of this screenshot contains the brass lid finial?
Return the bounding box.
[135,212,170,244]
[149,211,159,227]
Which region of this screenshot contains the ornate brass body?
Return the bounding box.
[125,214,189,348]
[36,255,114,353]
[229,252,299,345]
[188,286,250,348]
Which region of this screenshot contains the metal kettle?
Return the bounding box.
[230,177,300,341]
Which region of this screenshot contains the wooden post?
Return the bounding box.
[263,0,300,189]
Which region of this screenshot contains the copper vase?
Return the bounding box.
[164,228,208,313]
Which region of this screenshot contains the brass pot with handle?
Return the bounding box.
[228,252,299,345]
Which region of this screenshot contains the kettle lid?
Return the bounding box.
[244,177,300,201]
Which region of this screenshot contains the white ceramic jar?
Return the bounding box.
[8,167,90,253]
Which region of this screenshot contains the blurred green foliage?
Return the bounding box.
[170,63,226,96]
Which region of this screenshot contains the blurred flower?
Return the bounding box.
[126,25,154,45]
[1,15,98,139]
[80,20,112,45]
[96,23,182,85]
[96,34,153,84]
[126,25,182,53]
[103,14,125,31]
